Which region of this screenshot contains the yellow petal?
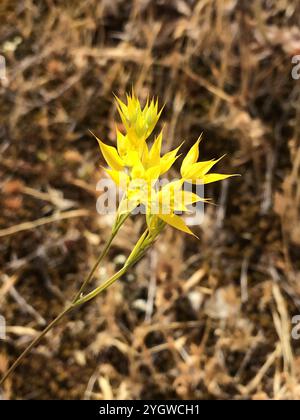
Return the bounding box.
[118,196,139,214]
[148,131,163,167]
[158,213,196,236]
[180,136,202,177]
[196,173,239,184]
[114,95,129,118]
[182,160,214,179]
[157,180,183,213]
[135,113,147,138]
[114,96,131,132]
[126,127,141,149]
[123,150,138,167]
[159,153,178,175]
[97,138,124,171]
[159,143,183,175]
[105,169,129,188]
[145,165,161,183]
[182,154,227,181]
[141,141,149,164]
[145,102,164,138]
[174,190,205,208]
[116,128,128,158]
[127,92,140,123]
[161,179,184,191]
[159,179,184,199]
[131,157,146,179]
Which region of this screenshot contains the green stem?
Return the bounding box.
[0,305,73,386]
[0,267,130,387]
[74,230,151,307]
[72,232,115,303]
[0,225,148,387]
[74,265,130,307]
[72,213,129,303]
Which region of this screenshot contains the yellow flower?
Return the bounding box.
[146,180,207,236]
[115,91,163,144]
[94,93,181,214]
[0,92,240,388]
[97,131,181,203]
[96,92,238,236]
[180,137,237,184]
[144,140,239,236]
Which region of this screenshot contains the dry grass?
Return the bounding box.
[1,0,300,400]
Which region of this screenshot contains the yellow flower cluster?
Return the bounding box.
[0,92,240,386]
[96,92,236,236]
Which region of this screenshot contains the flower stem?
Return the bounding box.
[0,268,129,387]
[72,232,115,303]
[0,305,73,386]
[74,265,129,307]
[74,230,152,307]
[0,225,148,387]
[72,212,129,303]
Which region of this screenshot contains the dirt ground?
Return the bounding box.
[1,0,300,400]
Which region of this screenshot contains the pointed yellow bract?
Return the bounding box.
[97,138,124,171]
[158,213,195,236]
[96,92,238,237]
[181,137,201,177]
[115,91,163,142]
[159,143,183,175]
[146,131,162,168]
[197,173,239,184]
[105,169,129,188]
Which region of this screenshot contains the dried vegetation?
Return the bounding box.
[1,0,300,400]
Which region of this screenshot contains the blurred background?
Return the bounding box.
[0,0,300,400]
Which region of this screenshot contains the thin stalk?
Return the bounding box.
[0,267,129,387]
[72,232,115,303]
[0,305,73,386]
[74,230,151,307]
[0,226,148,386]
[74,265,129,307]
[72,212,129,302]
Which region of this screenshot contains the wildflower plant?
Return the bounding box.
[0,92,238,385]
